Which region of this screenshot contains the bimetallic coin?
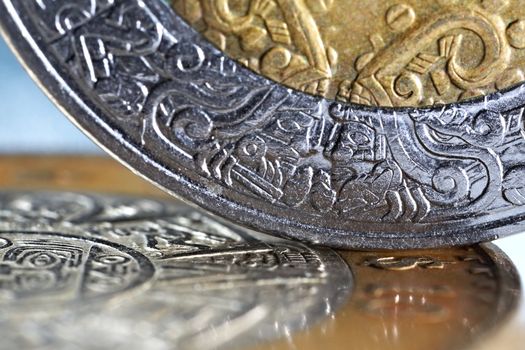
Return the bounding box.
[258,245,521,350]
[173,0,525,107]
[0,191,352,350]
[4,0,525,248]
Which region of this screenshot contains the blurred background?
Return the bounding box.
[0,38,99,154]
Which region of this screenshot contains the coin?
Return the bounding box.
[257,245,521,350]
[172,0,525,107]
[3,0,525,248]
[0,191,352,350]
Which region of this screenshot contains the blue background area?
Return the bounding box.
[0,38,100,153]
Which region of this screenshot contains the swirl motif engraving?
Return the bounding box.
[5,0,525,247]
[351,7,512,107]
[174,0,525,107]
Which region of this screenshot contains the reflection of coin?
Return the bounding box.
[257,245,520,350]
[173,0,525,107]
[4,0,525,248]
[0,191,352,350]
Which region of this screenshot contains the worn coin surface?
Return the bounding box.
[172,0,525,106]
[0,160,520,350]
[3,0,525,248]
[0,191,351,350]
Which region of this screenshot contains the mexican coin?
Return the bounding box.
[3,0,525,248]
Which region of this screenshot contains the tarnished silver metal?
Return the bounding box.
[2,0,525,248]
[0,191,351,350]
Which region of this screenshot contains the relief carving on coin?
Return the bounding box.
[0,233,154,302]
[5,0,525,248]
[172,0,525,106]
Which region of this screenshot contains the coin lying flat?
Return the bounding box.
[0,191,518,350]
[3,0,525,248]
[257,245,521,350]
[173,0,525,106]
[0,191,351,350]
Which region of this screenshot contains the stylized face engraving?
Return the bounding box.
[332,122,376,162]
[262,111,316,157]
[0,233,154,302]
[0,240,82,296]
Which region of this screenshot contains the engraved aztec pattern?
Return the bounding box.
[173,0,338,97]
[173,0,525,106]
[16,0,525,227]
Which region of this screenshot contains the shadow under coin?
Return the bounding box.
[0,191,352,350]
[258,246,521,350]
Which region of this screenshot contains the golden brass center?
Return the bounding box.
[172,0,525,107]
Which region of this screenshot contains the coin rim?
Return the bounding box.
[2,0,525,249]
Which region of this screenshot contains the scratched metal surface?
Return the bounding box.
[2,0,525,248]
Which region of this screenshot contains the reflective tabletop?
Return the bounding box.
[0,156,522,350]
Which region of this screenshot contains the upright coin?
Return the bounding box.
[3,0,525,248]
[0,191,352,350]
[173,0,525,106]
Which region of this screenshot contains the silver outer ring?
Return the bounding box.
[2,0,525,249]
